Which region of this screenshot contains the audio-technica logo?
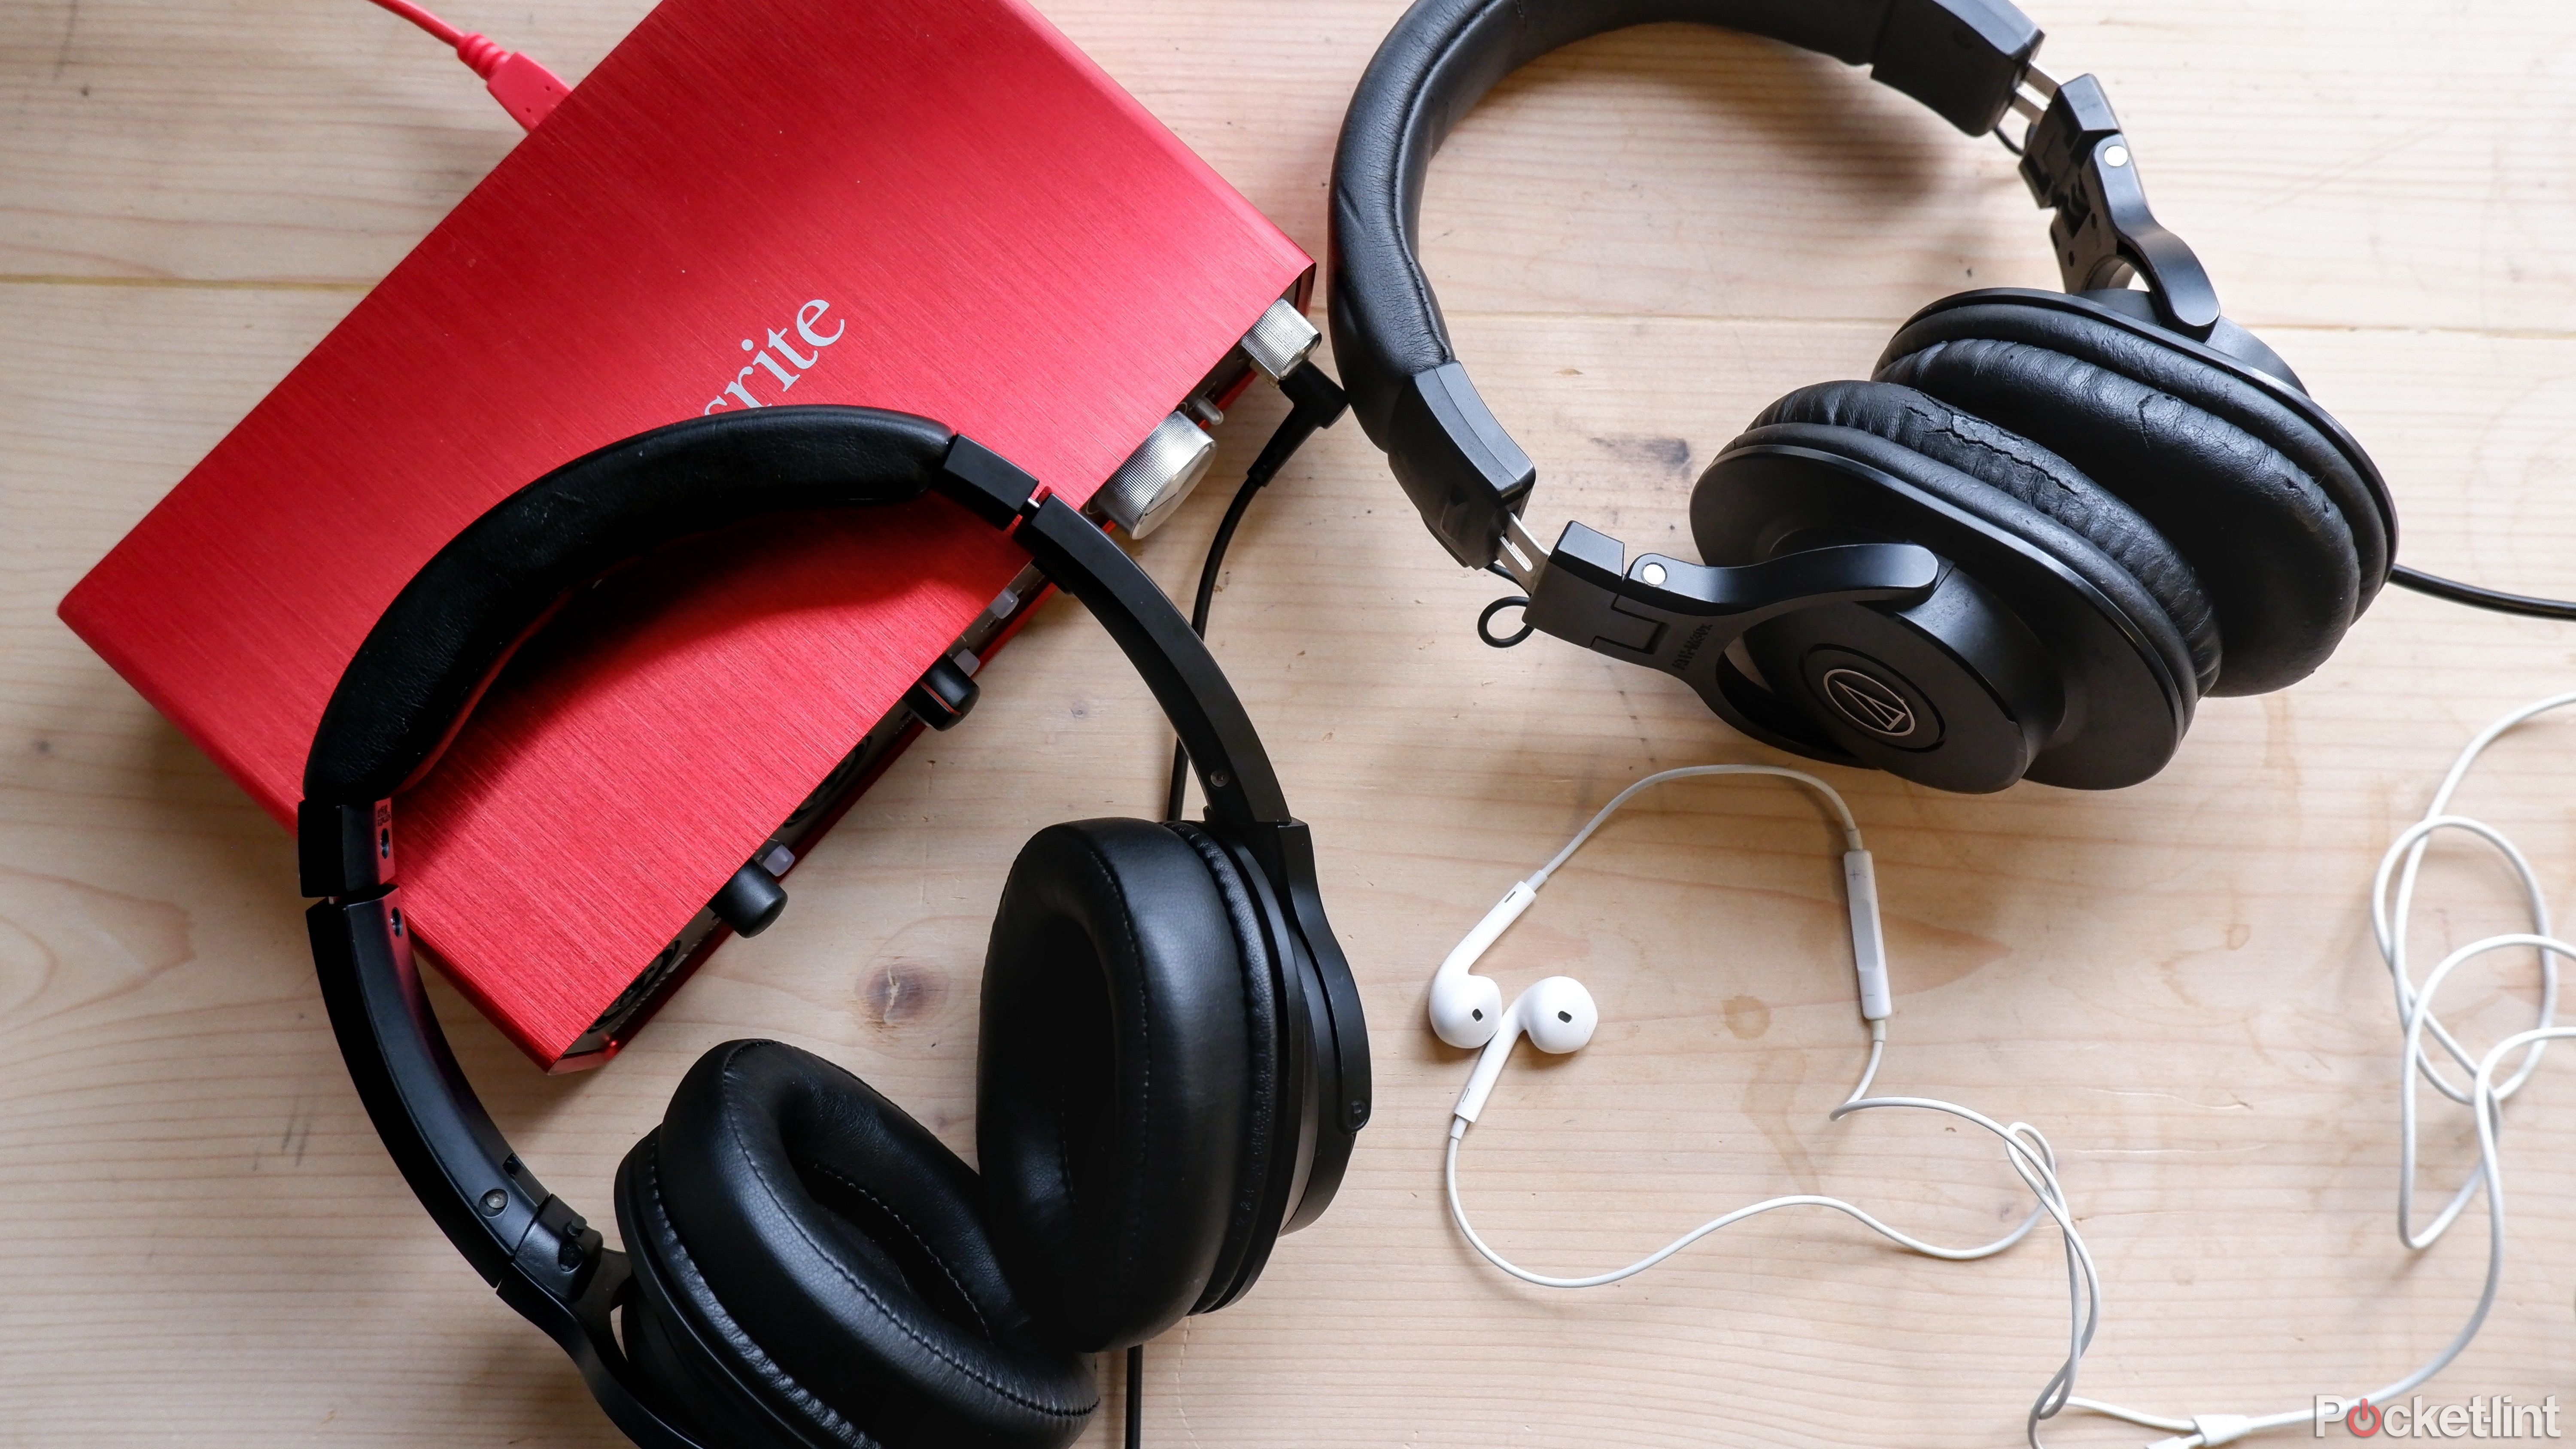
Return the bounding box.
[2316,1395,2562,1439]
[1820,667,1915,738]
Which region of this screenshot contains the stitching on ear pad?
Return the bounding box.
[617,1139,890,1449]
[1755,382,2220,698]
[1721,412,2199,721]
[978,819,1258,1351]
[620,1041,1098,1449]
[1161,821,1283,1318]
[1880,304,2371,695]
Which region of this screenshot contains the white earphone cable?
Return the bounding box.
[1523,764,1862,893]
[2056,696,2575,1448]
[1442,716,2575,1449]
[1440,765,2081,1443]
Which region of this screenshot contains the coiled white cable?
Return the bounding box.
[2059,693,2576,1448]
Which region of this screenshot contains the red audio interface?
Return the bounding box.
[60,0,1312,1068]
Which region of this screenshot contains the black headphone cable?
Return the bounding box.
[2389,563,2576,621]
[1469,564,2576,654]
[1125,1343,1145,1449]
[1164,361,1349,820]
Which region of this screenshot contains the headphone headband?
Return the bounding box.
[1328,0,2042,568]
[298,408,1293,895]
[300,408,1367,1446]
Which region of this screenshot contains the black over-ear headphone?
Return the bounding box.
[1329,0,2397,793]
[296,408,1371,1449]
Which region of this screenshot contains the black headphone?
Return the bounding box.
[1328,0,2397,793]
[296,407,1371,1449]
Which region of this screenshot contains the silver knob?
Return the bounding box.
[1095,412,1216,538]
[1239,297,1320,381]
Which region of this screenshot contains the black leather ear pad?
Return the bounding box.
[977,818,1276,1352]
[1753,381,2220,697]
[614,1040,1098,1449]
[1880,301,2378,695]
[305,406,953,805]
[1729,383,2201,713]
[1159,821,1284,1317]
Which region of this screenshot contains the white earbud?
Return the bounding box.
[1428,880,1537,1048]
[1452,976,1598,1125]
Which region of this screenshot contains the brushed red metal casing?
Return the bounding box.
[59,0,1312,1068]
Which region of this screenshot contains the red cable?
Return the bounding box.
[360,0,569,129]
[365,0,464,49]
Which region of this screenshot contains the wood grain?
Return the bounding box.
[6,0,2575,1445]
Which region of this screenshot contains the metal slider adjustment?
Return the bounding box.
[2004,59,2062,128]
[1493,510,1549,592]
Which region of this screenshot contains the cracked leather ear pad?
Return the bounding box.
[1879,301,2376,696]
[977,819,1274,1352]
[1752,381,2220,696]
[614,1040,1098,1449]
[1724,385,2200,712]
[304,406,953,805]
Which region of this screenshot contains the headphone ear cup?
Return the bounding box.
[977,818,1278,1351]
[1879,297,2379,695]
[613,1040,1098,1449]
[1702,380,2202,790]
[1746,380,2220,698]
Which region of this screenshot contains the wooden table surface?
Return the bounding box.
[7,1,2576,1444]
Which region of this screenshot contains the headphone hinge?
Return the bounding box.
[298,797,395,898]
[935,434,1043,530]
[507,1193,604,1303]
[2017,73,2222,339]
[1522,523,1941,742]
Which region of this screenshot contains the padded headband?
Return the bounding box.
[299,405,1298,895]
[304,407,952,806]
[1328,0,2042,565]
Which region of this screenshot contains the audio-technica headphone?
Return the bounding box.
[1328,0,2397,793]
[295,407,1371,1449]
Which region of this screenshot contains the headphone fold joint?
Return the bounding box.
[2017,74,2221,337]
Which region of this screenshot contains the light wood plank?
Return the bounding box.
[6,1,2576,1446]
